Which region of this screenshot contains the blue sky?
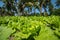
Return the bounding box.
[51,0,56,4]
[0,1,4,7]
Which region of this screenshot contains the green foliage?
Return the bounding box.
[52,8,60,16]
[0,16,60,40]
[0,27,15,40]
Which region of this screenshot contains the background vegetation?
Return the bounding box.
[0,0,60,16]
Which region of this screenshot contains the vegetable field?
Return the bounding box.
[0,16,60,40]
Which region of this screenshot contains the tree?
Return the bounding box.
[1,0,16,16]
[18,0,34,15]
[39,0,51,16]
[1,0,53,16]
[43,0,51,16]
[47,0,54,15]
[16,0,52,16]
[56,0,60,7]
[0,7,14,16]
[52,8,60,16]
[48,2,54,15]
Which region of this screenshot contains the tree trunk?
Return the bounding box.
[34,6,36,15]
[39,2,44,16]
[40,6,42,16]
[44,7,48,16]
[39,1,45,16]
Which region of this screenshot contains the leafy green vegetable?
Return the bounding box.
[0,16,60,40]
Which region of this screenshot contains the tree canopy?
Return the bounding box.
[0,0,60,16]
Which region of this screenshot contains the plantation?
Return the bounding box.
[0,16,60,40]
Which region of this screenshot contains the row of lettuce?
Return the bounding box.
[0,16,60,40]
